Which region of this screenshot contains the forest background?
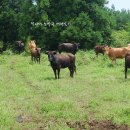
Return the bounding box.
[0,0,130,51]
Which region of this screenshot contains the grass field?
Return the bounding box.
[0,50,130,130]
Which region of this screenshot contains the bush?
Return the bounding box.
[111,30,130,47]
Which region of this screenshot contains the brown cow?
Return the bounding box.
[28,40,41,63]
[104,46,129,64]
[30,48,41,63]
[94,45,106,57]
[46,51,76,79]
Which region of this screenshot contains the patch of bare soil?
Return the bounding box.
[88,120,130,130]
[66,121,87,130]
[67,120,130,130]
[16,115,58,130]
[16,115,33,123]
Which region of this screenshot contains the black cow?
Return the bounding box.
[58,43,80,55]
[46,51,76,79]
[94,45,106,57]
[125,52,130,79]
[16,41,24,54]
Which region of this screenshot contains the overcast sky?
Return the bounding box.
[106,0,130,10]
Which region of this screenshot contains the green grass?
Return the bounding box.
[0,50,130,129]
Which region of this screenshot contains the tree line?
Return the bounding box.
[0,0,130,51]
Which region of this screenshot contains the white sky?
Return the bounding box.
[106,0,130,10]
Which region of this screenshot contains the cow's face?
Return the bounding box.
[46,51,57,62]
[16,41,22,45]
[103,46,110,55]
[31,40,36,44]
[36,48,41,53]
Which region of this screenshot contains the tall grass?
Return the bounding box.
[0,50,130,129]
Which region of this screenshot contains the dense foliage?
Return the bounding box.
[0,0,130,50]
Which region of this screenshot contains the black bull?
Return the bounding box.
[46,51,76,79]
[58,43,80,55]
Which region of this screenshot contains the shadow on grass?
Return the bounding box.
[44,77,65,80]
[44,77,56,80]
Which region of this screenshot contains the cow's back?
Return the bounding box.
[55,53,75,68]
[108,48,128,59]
[58,43,78,54]
[59,43,73,50]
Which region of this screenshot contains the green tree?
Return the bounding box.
[111,30,130,47]
[0,0,116,50]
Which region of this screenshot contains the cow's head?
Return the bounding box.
[36,48,41,53]
[45,51,57,62]
[74,43,80,50]
[16,41,22,45]
[103,46,110,55]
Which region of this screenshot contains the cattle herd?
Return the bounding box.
[94,45,130,79]
[28,41,79,79]
[7,40,130,79]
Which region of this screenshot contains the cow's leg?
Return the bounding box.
[71,69,74,77]
[31,56,33,62]
[68,66,74,77]
[34,57,36,63]
[36,57,39,63]
[114,59,116,64]
[39,57,40,64]
[111,60,114,64]
[53,68,57,79]
[57,68,60,79]
[71,66,75,77]
[96,52,98,57]
[111,58,116,64]
[68,67,71,77]
[37,57,39,63]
